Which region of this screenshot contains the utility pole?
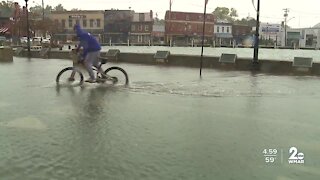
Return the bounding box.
[200,0,208,77]
[42,0,44,20]
[25,0,31,57]
[283,8,289,47]
[253,0,260,68]
[168,0,173,46]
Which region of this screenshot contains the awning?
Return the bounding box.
[215,33,233,38]
[0,27,9,33]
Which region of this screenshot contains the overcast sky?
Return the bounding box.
[18,0,320,28]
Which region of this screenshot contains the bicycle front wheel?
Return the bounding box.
[104,66,129,86]
[56,67,84,87]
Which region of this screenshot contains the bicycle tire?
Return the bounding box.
[104,66,129,85]
[56,67,84,86]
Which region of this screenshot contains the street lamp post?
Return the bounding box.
[253,0,260,68]
[25,0,31,56]
[42,0,44,21]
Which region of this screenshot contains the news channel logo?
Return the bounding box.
[262,147,304,164]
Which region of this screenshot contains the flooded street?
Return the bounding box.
[0,57,319,180]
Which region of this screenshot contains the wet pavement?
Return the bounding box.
[0,57,320,180]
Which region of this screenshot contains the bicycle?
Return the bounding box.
[56,51,129,87]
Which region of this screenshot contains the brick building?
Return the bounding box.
[129,11,153,44]
[165,11,214,46]
[104,10,133,44]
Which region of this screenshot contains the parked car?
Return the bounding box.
[42,38,50,44]
[32,37,42,46]
[20,37,32,44]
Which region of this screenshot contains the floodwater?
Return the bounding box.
[0,57,319,180]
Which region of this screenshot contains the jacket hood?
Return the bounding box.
[74,24,86,37]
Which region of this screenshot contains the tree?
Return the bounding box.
[230,8,238,18]
[234,17,257,27]
[29,5,53,18]
[213,7,230,21]
[0,0,15,17]
[53,4,66,11]
[213,7,239,22]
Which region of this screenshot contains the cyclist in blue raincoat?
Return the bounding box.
[74,24,105,83]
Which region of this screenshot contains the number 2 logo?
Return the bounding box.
[289,147,304,160]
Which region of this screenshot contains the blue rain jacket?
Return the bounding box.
[74,24,101,58]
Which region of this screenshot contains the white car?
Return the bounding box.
[21,37,32,44]
[42,38,51,44]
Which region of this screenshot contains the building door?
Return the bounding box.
[138,35,142,43]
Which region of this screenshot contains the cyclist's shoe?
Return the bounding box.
[85,78,96,83]
[68,77,75,82]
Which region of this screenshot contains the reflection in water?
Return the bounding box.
[55,86,113,178]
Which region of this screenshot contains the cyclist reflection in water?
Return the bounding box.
[69,24,106,83]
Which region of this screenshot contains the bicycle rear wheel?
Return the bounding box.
[56,67,84,87]
[104,66,129,86]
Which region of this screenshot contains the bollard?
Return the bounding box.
[0,47,13,62]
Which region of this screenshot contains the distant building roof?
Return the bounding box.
[132,12,153,22]
[313,23,320,28]
[51,10,104,14]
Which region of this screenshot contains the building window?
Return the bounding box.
[75,19,80,25]
[186,15,190,20]
[145,25,149,32]
[172,14,176,19]
[222,27,225,33]
[83,19,87,27]
[131,25,135,31]
[217,26,220,33]
[96,19,101,27]
[90,19,94,27]
[61,19,66,28]
[227,27,230,33]
[68,19,72,28]
[139,25,143,31]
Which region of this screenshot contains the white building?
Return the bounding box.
[214,22,233,46]
[284,24,320,48]
[260,23,283,45]
[296,27,320,48]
